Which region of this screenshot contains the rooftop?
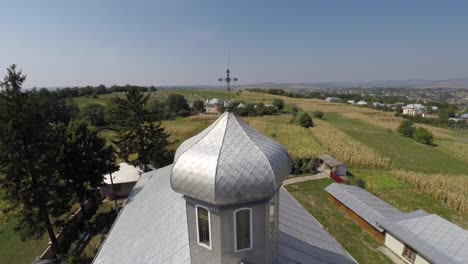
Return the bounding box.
[171,111,292,205]
[378,210,468,264]
[318,155,345,168]
[94,165,354,264]
[103,163,142,185]
[325,183,403,232]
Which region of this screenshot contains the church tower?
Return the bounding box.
[170,110,291,264]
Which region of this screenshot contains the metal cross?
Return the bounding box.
[218,68,238,101]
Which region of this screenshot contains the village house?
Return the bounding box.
[325,97,341,103]
[356,100,368,106]
[402,103,426,116]
[347,100,355,105]
[206,98,221,114]
[93,111,355,264]
[326,183,468,264]
[318,154,347,176]
[101,163,142,198]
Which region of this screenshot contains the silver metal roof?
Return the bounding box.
[378,210,468,264]
[103,163,142,185]
[171,112,292,205]
[93,165,190,264]
[318,155,344,167]
[275,188,355,264]
[94,165,354,264]
[325,183,403,232]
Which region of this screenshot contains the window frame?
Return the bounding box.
[402,244,417,263]
[195,205,212,250]
[233,207,253,252]
[269,197,276,237]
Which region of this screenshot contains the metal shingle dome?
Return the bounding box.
[170,112,292,205]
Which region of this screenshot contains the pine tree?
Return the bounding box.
[0,65,71,257]
[113,87,171,171]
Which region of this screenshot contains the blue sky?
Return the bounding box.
[1,0,467,87]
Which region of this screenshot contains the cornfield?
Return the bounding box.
[244,115,324,160]
[391,170,468,214]
[309,119,391,169]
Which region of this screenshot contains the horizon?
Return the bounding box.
[1,0,468,87]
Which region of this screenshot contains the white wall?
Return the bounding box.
[384,233,430,264]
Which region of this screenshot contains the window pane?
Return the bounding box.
[269,199,275,235]
[197,207,210,247]
[236,209,251,250]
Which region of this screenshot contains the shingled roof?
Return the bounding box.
[378,210,468,264]
[325,183,403,232]
[93,166,354,264]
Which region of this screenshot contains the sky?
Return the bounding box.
[1,0,468,87]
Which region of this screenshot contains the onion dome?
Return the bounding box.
[170,112,292,205]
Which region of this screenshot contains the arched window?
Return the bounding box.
[269,197,276,236]
[196,205,211,249]
[234,208,252,252]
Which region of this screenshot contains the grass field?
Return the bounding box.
[324,113,468,174]
[0,219,48,264]
[286,179,392,264]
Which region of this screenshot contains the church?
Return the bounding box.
[93,108,355,263]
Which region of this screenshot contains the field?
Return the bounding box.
[3,90,467,264]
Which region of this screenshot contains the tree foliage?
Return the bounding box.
[166,94,190,116]
[80,103,106,127]
[313,111,324,119]
[272,98,284,111]
[113,87,171,171]
[397,120,415,138]
[61,120,118,223]
[299,113,313,128]
[413,127,434,145]
[192,99,205,112]
[0,65,71,256]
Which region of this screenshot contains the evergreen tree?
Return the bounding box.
[113,87,171,171]
[0,65,71,257]
[61,120,118,225]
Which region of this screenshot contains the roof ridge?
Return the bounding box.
[213,112,230,203]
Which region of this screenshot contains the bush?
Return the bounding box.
[290,107,298,114]
[272,99,284,111]
[356,179,366,189]
[397,120,415,137]
[413,127,434,145]
[299,113,313,128]
[313,111,324,119]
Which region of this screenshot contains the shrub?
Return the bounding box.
[413,127,433,145]
[290,107,298,114]
[356,179,366,189]
[313,111,324,119]
[272,99,284,111]
[299,113,313,128]
[397,120,415,137]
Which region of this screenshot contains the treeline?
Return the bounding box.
[39,84,156,99]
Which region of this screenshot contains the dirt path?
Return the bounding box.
[284,171,329,185]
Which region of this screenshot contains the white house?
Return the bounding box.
[356,100,368,106]
[378,210,467,264]
[402,104,426,116]
[206,98,221,114]
[101,163,142,197]
[325,97,341,103]
[347,100,355,105]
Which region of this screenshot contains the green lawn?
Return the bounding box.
[325,113,468,174]
[347,169,468,229]
[0,219,48,264]
[286,179,392,264]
